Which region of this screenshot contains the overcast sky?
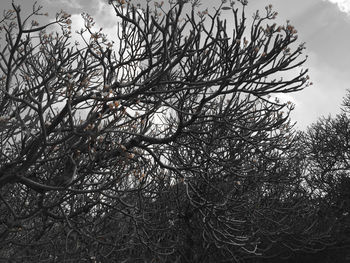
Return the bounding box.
[2,0,350,130]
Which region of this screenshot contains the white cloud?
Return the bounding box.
[325,0,350,14]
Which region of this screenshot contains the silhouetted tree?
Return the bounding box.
[298,92,350,263]
[0,0,316,262]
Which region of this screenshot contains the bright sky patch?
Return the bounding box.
[326,0,350,14]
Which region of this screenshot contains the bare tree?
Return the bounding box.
[0,0,314,261]
[300,97,350,262]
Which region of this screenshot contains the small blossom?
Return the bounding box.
[0,115,10,122]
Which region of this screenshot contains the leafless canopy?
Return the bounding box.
[0,0,321,262]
